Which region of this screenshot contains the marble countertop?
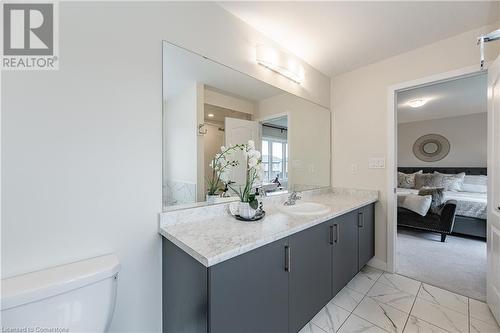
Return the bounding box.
[159,188,378,267]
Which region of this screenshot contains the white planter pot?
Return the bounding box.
[206,194,220,204]
[238,202,257,219]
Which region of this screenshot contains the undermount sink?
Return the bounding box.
[279,202,332,216]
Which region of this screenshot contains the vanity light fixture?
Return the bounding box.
[407,98,428,108]
[256,44,305,84]
[208,113,215,118]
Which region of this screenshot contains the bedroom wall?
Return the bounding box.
[331,21,500,269]
[398,113,487,167]
[1,2,329,332]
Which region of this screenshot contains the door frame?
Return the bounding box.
[386,64,489,273]
[256,112,292,187]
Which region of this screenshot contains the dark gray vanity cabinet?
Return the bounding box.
[209,238,289,333]
[358,204,375,270]
[288,222,333,333]
[332,209,360,296]
[162,203,375,333]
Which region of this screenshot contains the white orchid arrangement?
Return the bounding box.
[228,140,264,209]
[206,144,244,196]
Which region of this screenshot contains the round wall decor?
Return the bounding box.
[412,134,450,162]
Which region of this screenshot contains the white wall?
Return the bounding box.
[258,93,331,188]
[164,84,198,184]
[331,22,499,267]
[398,113,487,167]
[1,2,329,332]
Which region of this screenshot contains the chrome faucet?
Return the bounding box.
[284,191,301,206]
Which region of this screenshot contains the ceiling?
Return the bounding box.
[219,1,500,76]
[397,73,487,123]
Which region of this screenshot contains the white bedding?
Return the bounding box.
[397,188,487,219]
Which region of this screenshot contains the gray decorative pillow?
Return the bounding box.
[414,173,443,189]
[418,187,445,214]
[398,170,423,189]
[433,172,465,191]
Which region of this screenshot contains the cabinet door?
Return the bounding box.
[209,238,289,333]
[332,210,359,296]
[289,222,333,333]
[358,204,375,270]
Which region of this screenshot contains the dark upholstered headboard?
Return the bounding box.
[398,167,487,176]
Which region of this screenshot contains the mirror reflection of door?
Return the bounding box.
[224,117,261,188]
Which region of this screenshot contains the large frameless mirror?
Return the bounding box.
[162,41,331,211]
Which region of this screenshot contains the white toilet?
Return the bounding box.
[1,254,120,332]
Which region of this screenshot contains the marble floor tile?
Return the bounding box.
[337,314,388,333]
[332,286,365,312]
[411,297,468,333]
[353,296,409,333]
[299,322,328,333]
[361,265,384,280]
[470,317,500,333]
[403,316,449,333]
[367,281,416,313]
[347,267,382,294]
[470,298,500,327]
[311,301,351,333]
[417,283,468,315]
[378,273,421,296]
[300,269,500,333]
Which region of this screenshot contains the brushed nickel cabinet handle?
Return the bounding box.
[329,225,334,245]
[285,245,291,272]
[358,212,364,228]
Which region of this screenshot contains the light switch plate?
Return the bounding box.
[369,157,386,169]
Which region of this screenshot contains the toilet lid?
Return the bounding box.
[1,254,120,310]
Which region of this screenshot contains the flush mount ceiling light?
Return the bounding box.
[407,98,428,108]
[256,44,305,84]
[207,113,215,118]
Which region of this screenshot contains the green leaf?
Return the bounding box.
[249,198,258,210]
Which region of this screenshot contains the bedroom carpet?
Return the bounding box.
[397,228,486,301]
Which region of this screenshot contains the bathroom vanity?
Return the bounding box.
[159,188,377,333]
[160,37,376,333]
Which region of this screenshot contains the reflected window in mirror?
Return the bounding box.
[262,140,288,185]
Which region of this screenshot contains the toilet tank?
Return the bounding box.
[1,254,120,333]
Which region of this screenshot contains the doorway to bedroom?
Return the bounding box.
[395,72,488,301]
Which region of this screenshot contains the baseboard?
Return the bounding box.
[367,257,387,272]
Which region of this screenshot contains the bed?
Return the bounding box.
[397,167,487,239]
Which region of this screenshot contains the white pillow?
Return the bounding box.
[401,194,432,216]
[397,194,407,207]
[461,175,487,193]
